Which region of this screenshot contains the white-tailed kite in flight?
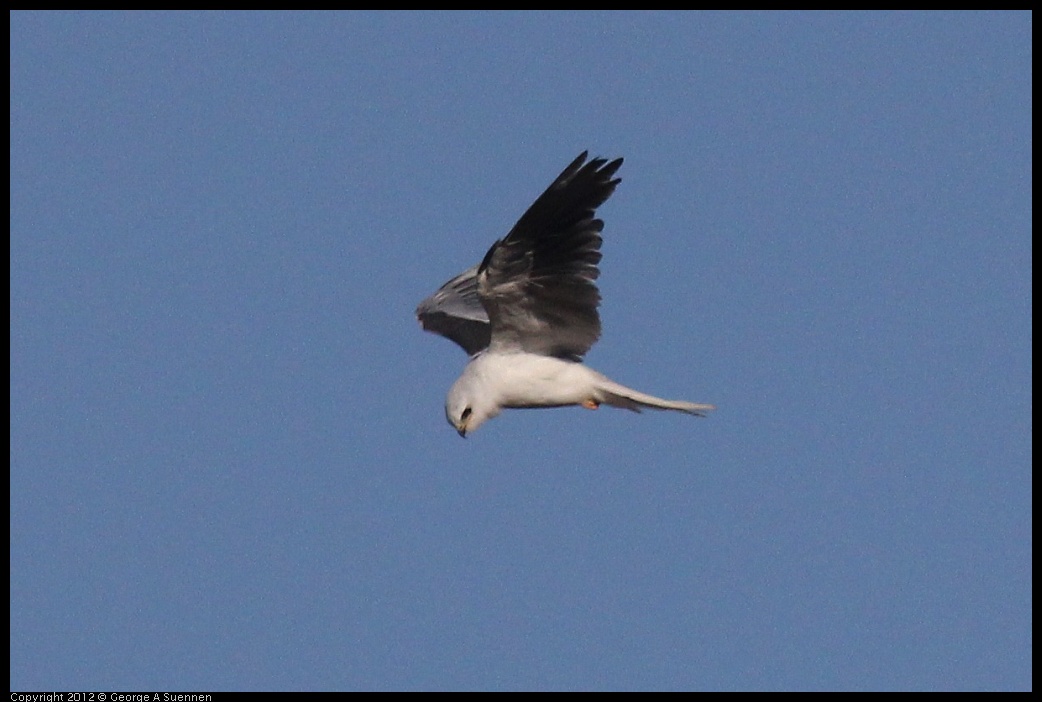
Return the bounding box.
[416,152,715,437]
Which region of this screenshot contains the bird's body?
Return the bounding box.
[445,352,712,436]
[417,152,714,437]
[455,352,596,411]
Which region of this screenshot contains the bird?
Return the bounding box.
[416,151,715,437]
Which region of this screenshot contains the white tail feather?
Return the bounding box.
[593,377,715,417]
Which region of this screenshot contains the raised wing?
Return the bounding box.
[478,152,622,360]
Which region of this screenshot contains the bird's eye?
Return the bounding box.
[461,407,472,421]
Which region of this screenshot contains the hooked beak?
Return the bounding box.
[456,426,467,439]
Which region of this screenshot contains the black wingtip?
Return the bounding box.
[557,151,624,189]
[556,151,590,184]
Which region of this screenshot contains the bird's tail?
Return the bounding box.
[593,376,715,417]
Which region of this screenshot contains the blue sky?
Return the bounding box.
[10,11,1031,691]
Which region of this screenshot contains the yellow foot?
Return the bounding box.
[582,399,600,410]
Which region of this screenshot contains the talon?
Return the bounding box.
[582,399,600,410]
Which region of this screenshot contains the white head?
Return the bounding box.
[445,374,500,438]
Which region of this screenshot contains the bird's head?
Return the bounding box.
[445,377,499,438]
